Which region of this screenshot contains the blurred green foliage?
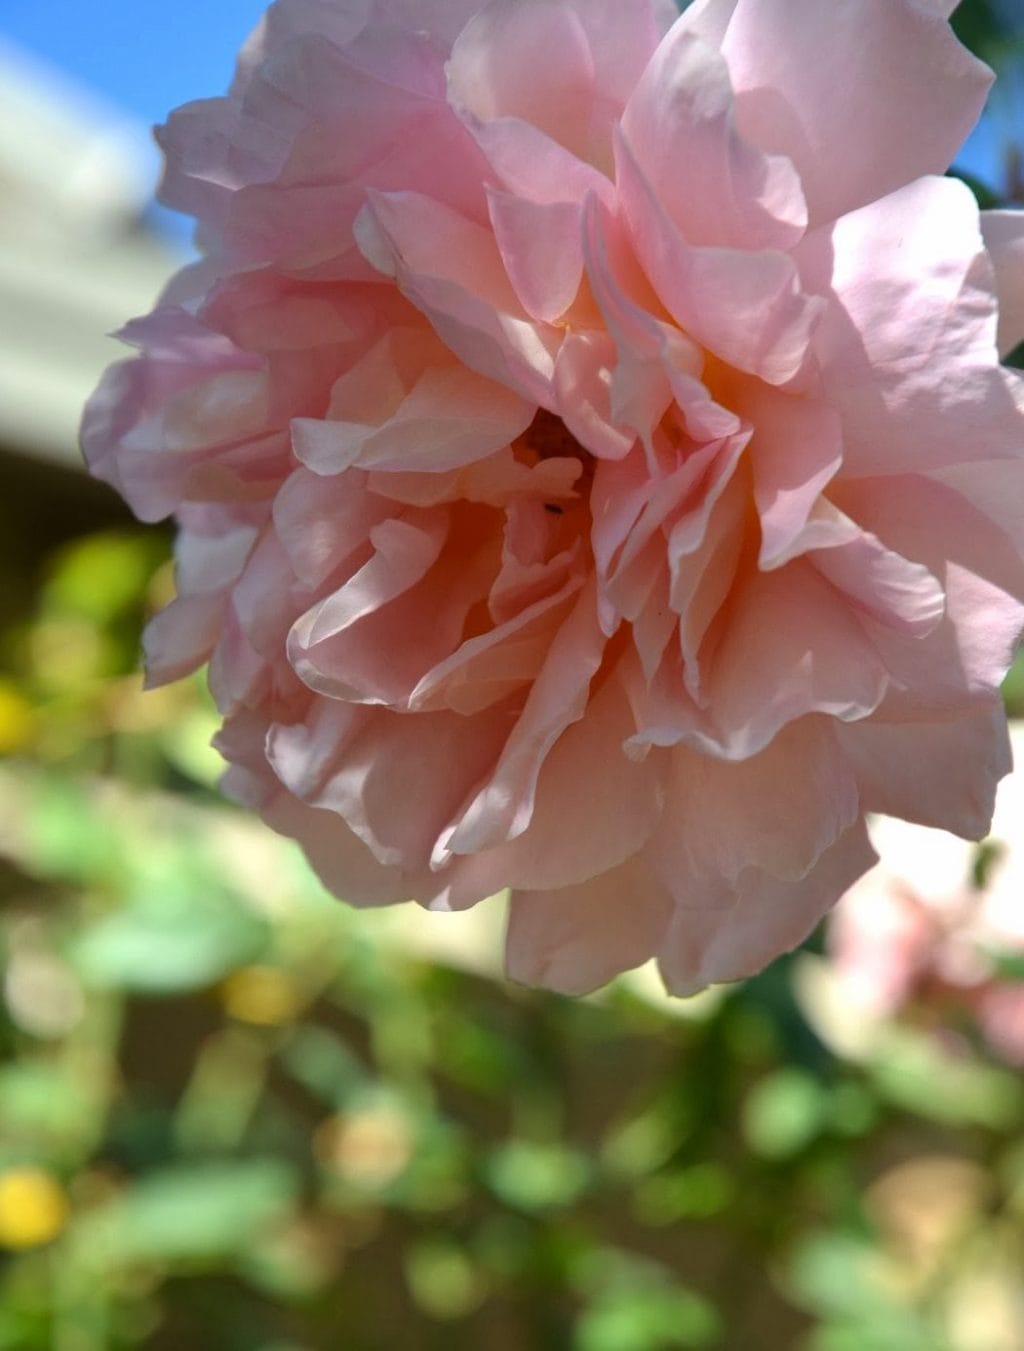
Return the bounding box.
[2,518,1024,1350]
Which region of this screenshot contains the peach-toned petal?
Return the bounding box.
[441,580,607,857]
[658,820,876,995]
[837,703,1011,839]
[433,672,667,904]
[266,701,512,869]
[697,561,889,759]
[506,853,673,994]
[648,717,860,888]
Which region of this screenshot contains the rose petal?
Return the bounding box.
[505,852,673,994]
[621,21,806,250]
[615,130,820,386]
[657,820,876,994]
[837,702,1011,839]
[799,176,1019,476]
[683,0,991,226]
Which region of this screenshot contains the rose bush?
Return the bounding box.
[827,725,1024,1066]
[83,0,1024,995]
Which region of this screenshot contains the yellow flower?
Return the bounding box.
[0,1168,69,1249]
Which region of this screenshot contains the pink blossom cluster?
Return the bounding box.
[828,727,1024,1066]
[84,0,1024,994]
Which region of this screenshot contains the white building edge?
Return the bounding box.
[0,40,180,468]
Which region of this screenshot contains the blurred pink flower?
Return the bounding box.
[828,727,1024,1064]
[83,0,1024,995]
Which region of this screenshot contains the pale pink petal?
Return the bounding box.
[144,595,225,687]
[441,580,607,856]
[293,512,446,649]
[809,517,945,639]
[799,176,1019,476]
[214,705,422,906]
[487,192,584,324]
[580,195,745,448]
[272,467,389,590]
[837,703,1011,839]
[410,578,581,716]
[294,361,533,475]
[647,716,860,887]
[657,820,876,995]
[266,701,511,868]
[433,672,667,901]
[729,380,842,567]
[671,469,749,703]
[835,474,1024,714]
[219,530,305,674]
[143,514,261,686]
[684,0,992,226]
[505,853,673,994]
[356,190,559,403]
[698,561,889,759]
[458,114,614,210]
[566,0,670,111]
[581,197,708,436]
[272,792,420,906]
[620,21,806,251]
[156,97,287,237]
[446,0,596,161]
[614,130,820,385]
[552,332,636,460]
[288,511,496,706]
[933,446,1024,554]
[80,308,268,521]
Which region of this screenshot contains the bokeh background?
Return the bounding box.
[2,3,1024,1348]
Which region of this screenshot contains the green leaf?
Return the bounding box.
[75,1160,299,1265]
[742,1068,828,1158]
[633,1163,734,1225]
[869,1029,1023,1127]
[483,1140,591,1212]
[576,1286,720,1351]
[405,1237,486,1320]
[75,889,267,993]
[43,531,166,626]
[26,778,124,886]
[0,1061,103,1155]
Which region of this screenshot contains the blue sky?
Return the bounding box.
[0,0,1016,241]
[1,0,266,242]
[1,0,266,126]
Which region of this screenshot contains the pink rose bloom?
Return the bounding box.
[83,0,1024,995]
[828,728,1024,1064]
